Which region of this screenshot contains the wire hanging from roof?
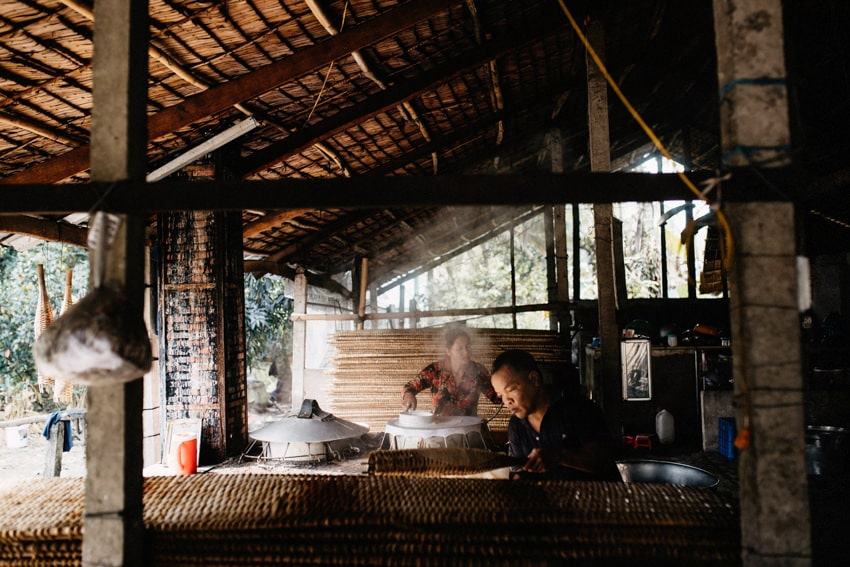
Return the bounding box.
[555,0,735,274]
[303,1,350,129]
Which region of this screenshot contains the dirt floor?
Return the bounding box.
[0,422,86,483]
[0,421,383,485]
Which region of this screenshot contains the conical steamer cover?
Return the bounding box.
[250,399,368,443]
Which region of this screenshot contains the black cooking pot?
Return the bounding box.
[806,426,850,477]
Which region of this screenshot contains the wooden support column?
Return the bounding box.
[356,258,368,330]
[84,0,147,565]
[713,1,809,565]
[586,19,620,429]
[409,299,419,329]
[398,283,406,329]
[369,282,378,329]
[547,128,571,334]
[43,419,65,478]
[544,206,557,332]
[291,267,308,409]
[510,223,517,329]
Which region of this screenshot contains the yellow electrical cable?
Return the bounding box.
[556,0,750,451]
[555,0,735,272]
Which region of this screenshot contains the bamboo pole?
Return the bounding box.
[291,302,562,322]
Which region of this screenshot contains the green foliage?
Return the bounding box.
[243,273,293,371]
[416,220,549,329]
[0,242,89,409]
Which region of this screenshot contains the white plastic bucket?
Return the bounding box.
[5,425,29,448]
[656,409,675,445]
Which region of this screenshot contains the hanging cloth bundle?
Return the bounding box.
[33,263,55,392]
[33,213,152,386]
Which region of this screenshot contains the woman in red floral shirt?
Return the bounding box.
[401,326,501,416]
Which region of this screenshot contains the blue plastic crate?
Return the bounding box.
[718,417,737,459]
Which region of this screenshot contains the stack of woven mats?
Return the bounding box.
[0,473,740,566]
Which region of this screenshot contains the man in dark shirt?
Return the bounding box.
[490,349,620,481]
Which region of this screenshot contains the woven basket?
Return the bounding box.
[0,474,741,566]
[52,269,76,403]
[34,264,55,392]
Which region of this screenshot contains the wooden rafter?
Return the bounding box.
[304,0,437,173]
[1,0,458,185]
[236,16,566,177]
[242,209,314,239]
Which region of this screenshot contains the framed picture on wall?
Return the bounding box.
[622,339,652,400]
[164,418,202,469]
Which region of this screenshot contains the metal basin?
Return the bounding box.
[806,425,849,476]
[617,459,720,489]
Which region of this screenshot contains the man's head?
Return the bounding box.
[490,349,545,420]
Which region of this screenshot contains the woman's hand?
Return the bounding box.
[402,392,417,411]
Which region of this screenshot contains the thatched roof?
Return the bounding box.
[1,0,849,290]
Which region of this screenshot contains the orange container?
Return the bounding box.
[176,437,198,475]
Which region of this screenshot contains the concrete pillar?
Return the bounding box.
[713,0,791,168]
[713,1,809,565]
[84,0,148,564]
[727,203,810,566]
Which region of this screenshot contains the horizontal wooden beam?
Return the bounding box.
[244,259,353,299]
[0,170,793,215]
[0,215,88,246]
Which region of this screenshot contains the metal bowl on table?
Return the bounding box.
[616,459,720,489]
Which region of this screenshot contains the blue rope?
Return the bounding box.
[718,77,787,104]
[722,144,792,165]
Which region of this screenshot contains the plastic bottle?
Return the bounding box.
[656,409,675,445]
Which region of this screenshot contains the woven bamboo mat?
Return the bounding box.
[326,328,571,433]
[0,474,740,566]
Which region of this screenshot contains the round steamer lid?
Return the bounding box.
[250,400,368,443]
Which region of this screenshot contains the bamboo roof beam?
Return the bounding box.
[304,0,437,174]
[2,0,458,185]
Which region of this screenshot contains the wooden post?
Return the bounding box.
[357,257,368,330]
[291,267,308,409]
[409,298,418,329]
[548,128,571,334]
[398,283,405,329]
[43,419,65,478]
[84,0,148,565]
[369,282,378,330]
[509,224,517,329]
[586,19,620,430]
[713,1,809,565]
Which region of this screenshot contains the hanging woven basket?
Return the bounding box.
[33,214,152,386]
[52,269,76,403]
[33,264,55,392]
